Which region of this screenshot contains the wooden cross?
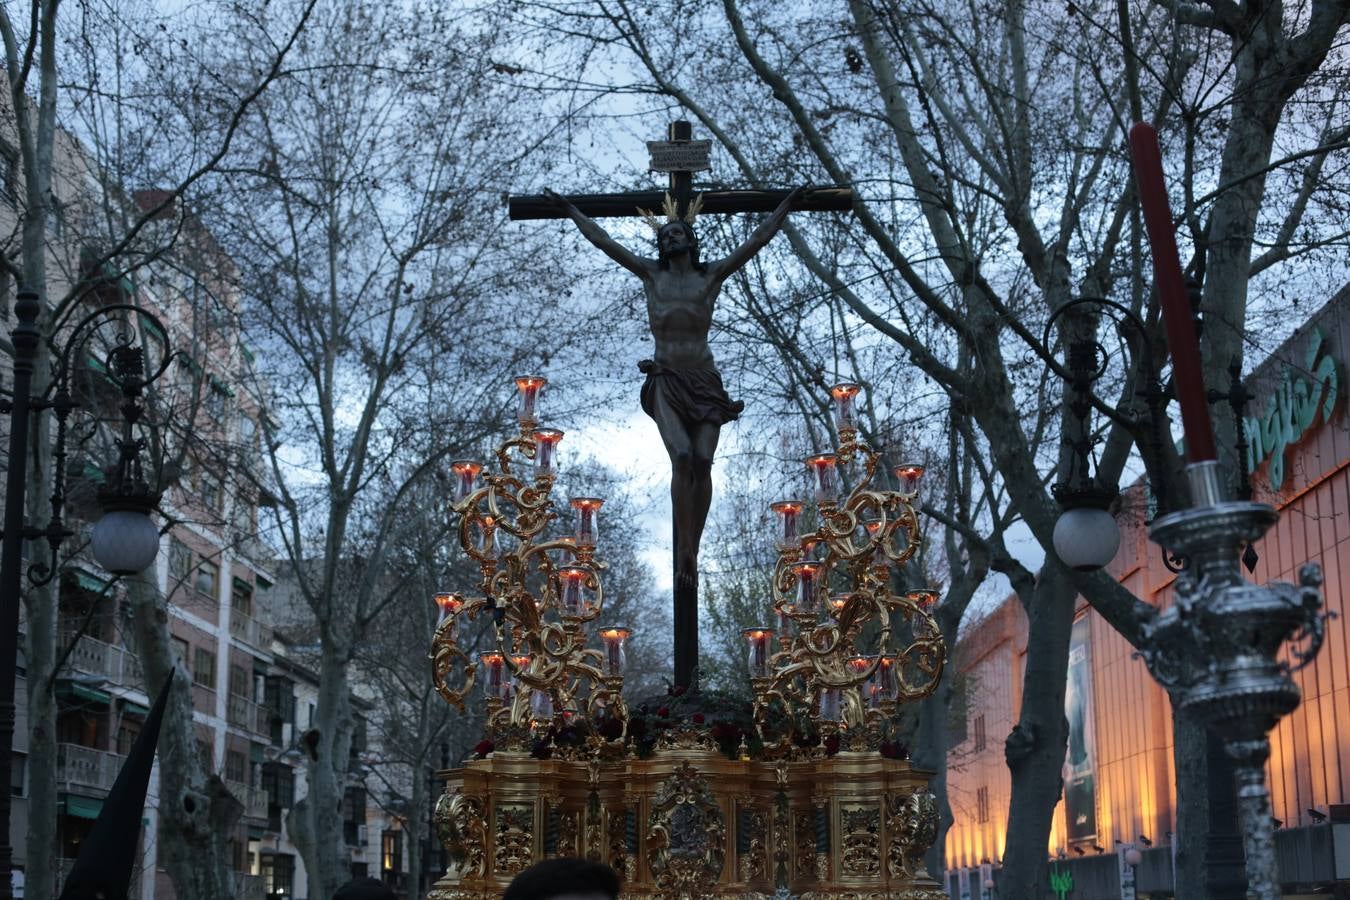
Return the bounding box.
[506,120,853,691]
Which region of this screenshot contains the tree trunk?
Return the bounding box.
[127,577,238,900]
[293,642,355,900]
[22,580,56,900]
[997,561,1076,896]
[407,758,427,900]
[914,666,953,878]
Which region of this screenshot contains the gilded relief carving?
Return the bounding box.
[434,786,486,879]
[646,762,726,896]
[887,791,939,879]
[556,809,580,858]
[495,804,535,876]
[608,810,630,880]
[793,809,817,881]
[840,804,881,877]
[738,806,767,882]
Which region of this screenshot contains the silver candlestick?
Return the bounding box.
[1139,463,1329,900]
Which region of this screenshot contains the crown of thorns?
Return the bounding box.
[637,192,704,234]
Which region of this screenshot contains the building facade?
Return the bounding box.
[944,286,1350,897]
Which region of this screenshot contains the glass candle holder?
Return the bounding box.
[599,627,631,676]
[907,588,939,609]
[864,521,889,568]
[894,463,925,500]
[475,515,497,554]
[509,654,531,696]
[778,609,794,640]
[433,591,463,625]
[529,689,554,722]
[819,687,842,722]
[769,500,804,553]
[790,560,824,614]
[571,497,603,548]
[532,428,564,478]
[515,375,547,429]
[479,652,508,700]
[742,627,774,678]
[870,654,899,702]
[450,460,483,504]
[830,382,862,434]
[806,453,840,505]
[557,565,592,618]
[828,592,854,619]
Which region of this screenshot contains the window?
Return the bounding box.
[116,721,141,755]
[200,472,222,513]
[0,143,16,203]
[192,646,216,689]
[195,560,219,598]
[381,830,402,875]
[169,539,193,584]
[976,786,989,824]
[172,636,190,665]
[261,853,294,899]
[225,749,247,784]
[229,664,250,698]
[974,714,986,753]
[197,737,214,771]
[232,579,254,618]
[260,762,295,807]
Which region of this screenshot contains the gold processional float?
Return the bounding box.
[427,377,947,899]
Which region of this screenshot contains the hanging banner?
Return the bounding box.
[1063,616,1098,842]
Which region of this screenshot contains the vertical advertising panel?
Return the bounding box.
[1063,616,1098,842]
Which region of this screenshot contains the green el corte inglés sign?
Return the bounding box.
[1243,326,1341,491]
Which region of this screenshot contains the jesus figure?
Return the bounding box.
[544,187,802,595]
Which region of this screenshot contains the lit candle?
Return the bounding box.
[864,521,889,568]
[479,652,507,700]
[1128,124,1216,464]
[433,591,463,625]
[907,589,939,609]
[742,627,774,678]
[515,375,547,429]
[510,654,531,696]
[599,627,631,676]
[769,500,804,553]
[828,593,853,618]
[571,497,603,548]
[475,515,497,554]
[532,428,564,478]
[819,687,842,722]
[450,460,483,504]
[893,463,924,500]
[830,382,862,435]
[557,565,591,618]
[806,454,840,505]
[872,655,898,702]
[790,560,823,614]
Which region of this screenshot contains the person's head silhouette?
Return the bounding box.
[502,858,620,900]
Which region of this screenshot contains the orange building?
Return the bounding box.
[944,285,1350,898]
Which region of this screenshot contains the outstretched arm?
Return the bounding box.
[543,189,650,279]
[710,187,805,281]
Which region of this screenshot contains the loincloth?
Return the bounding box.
[638,360,744,426]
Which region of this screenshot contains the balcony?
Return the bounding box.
[227,693,267,735]
[59,634,142,687]
[229,607,273,650]
[57,743,125,794]
[226,780,270,821]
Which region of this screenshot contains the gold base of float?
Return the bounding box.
[429,749,945,900]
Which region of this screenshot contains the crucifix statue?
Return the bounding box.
[508,121,853,690]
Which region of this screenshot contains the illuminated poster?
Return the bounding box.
[1063,615,1098,842]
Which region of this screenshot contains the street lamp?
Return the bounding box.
[0,288,174,896]
[1044,296,1167,571]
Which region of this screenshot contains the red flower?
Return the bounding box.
[692,713,705,724]
[824,734,841,756]
[658,706,670,718]
[671,685,687,697]
[472,740,494,759]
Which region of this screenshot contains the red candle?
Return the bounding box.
[1128,122,1217,463]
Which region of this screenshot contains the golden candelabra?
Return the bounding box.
[747,382,945,758]
[430,375,631,757]
[428,378,948,900]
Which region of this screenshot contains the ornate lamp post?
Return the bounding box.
[1129,123,1330,899]
[0,288,174,896]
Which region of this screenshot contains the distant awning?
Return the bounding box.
[57,682,111,705]
[69,569,109,594]
[62,794,104,820]
[119,699,150,718]
[247,825,267,840]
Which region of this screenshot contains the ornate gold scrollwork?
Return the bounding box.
[494,804,535,876]
[887,791,939,879]
[646,762,726,895]
[840,804,882,878]
[434,786,486,879]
